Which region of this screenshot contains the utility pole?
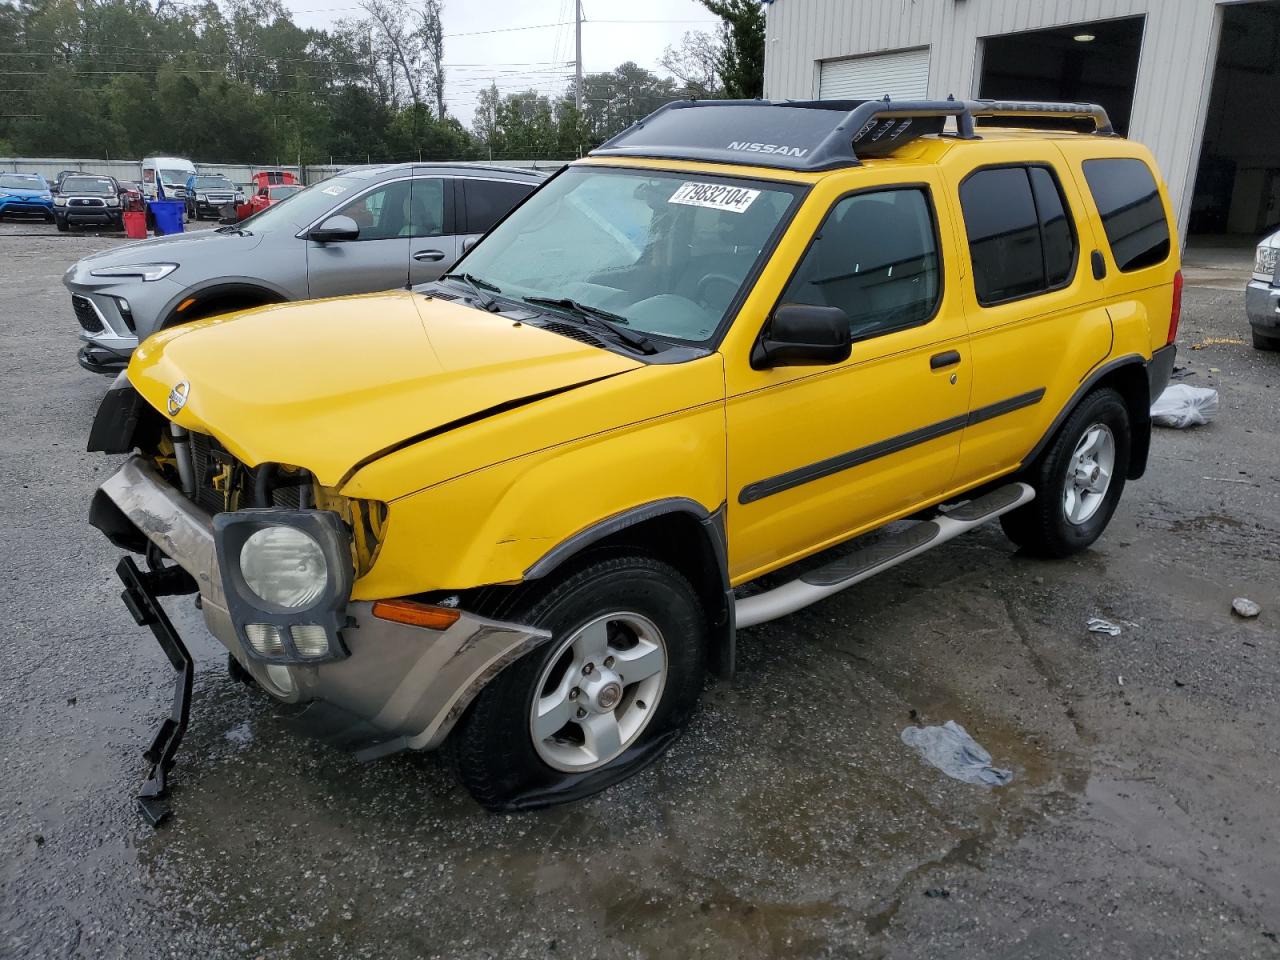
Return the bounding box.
[574,0,583,111]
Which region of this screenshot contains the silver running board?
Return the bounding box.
[735,482,1035,629]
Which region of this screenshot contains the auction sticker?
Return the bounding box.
[321,184,348,196]
[669,181,759,214]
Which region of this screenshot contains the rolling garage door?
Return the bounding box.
[818,47,930,101]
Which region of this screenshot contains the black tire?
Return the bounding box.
[453,555,707,811]
[55,217,68,232]
[1000,387,1130,558]
[1252,329,1280,351]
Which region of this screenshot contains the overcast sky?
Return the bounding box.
[282,0,718,129]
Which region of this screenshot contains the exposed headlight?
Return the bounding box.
[240,526,328,607]
[197,193,208,201]
[89,263,178,282]
[105,196,120,207]
[1255,244,1279,277]
[53,196,67,206]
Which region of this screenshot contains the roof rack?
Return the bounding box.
[590,97,1115,172]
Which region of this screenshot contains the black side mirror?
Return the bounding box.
[307,214,360,243]
[751,303,852,369]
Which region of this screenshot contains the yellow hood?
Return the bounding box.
[128,291,642,486]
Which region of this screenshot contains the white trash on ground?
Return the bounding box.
[1087,617,1122,636]
[1151,384,1219,428]
[1232,597,1261,618]
[900,720,1013,787]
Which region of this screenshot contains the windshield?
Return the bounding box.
[63,176,115,194]
[456,166,801,343]
[193,176,233,189]
[0,175,43,190]
[160,168,191,185]
[236,176,357,232]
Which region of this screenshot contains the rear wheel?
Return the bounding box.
[1000,387,1130,557]
[1253,329,1280,351]
[453,555,706,811]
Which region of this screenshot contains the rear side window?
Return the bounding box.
[959,165,1077,305]
[1082,158,1171,272]
[780,187,941,340]
[463,179,534,234]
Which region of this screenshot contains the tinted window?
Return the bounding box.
[1030,167,1075,286]
[960,165,1077,305]
[780,188,941,340]
[960,168,1044,304]
[464,179,533,234]
[1082,158,1170,272]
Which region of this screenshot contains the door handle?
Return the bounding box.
[930,350,961,370]
[413,249,446,262]
[1091,249,1107,280]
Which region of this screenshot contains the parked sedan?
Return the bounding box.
[1248,228,1280,350]
[54,175,123,232]
[0,173,54,221]
[67,162,545,374]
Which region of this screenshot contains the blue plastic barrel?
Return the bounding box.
[149,200,185,235]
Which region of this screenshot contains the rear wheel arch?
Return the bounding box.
[1028,355,1151,481]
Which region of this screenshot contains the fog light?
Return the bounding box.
[290,624,329,658]
[246,623,286,656]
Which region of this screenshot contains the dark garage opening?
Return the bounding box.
[978,17,1145,136]
[1189,1,1280,237]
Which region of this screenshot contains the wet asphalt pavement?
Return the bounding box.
[1,220,1278,959]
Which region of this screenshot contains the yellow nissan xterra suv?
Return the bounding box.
[89,98,1181,822]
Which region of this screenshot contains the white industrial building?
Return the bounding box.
[762,0,1280,241]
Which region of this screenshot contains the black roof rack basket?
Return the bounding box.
[590,97,1115,172]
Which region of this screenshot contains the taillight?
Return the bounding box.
[1167,269,1183,345]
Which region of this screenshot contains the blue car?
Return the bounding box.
[0,172,55,221]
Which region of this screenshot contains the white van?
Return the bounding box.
[140,156,196,201]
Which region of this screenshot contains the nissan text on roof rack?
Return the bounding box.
[88,98,1182,822]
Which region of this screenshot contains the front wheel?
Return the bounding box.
[1000,387,1131,558]
[55,217,68,232]
[1253,329,1280,351]
[453,556,706,811]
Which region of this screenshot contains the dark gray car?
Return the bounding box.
[66,163,544,374]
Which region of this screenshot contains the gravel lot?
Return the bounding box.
[1,219,1278,959]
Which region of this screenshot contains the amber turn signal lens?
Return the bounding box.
[371,599,461,630]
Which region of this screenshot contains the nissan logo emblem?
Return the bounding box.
[167,380,190,415]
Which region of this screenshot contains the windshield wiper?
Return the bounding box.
[522,296,657,355]
[442,272,502,312]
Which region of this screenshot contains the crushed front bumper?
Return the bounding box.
[93,457,550,799]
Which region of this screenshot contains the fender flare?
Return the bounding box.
[1022,353,1152,478]
[523,498,737,679]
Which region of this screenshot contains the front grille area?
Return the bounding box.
[72,295,103,332]
[189,432,303,515]
[70,197,106,207]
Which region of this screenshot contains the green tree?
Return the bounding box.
[700,0,764,99]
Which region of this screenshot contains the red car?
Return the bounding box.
[233,171,302,221]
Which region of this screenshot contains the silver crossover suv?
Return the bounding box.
[67,163,544,374]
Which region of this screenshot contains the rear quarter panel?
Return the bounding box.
[1054,139,1181,359]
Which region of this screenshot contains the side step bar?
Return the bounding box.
[735,482,1035,629]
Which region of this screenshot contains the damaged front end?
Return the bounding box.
[89,376,549,825]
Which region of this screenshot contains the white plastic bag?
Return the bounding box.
[1151,384,1219,428]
